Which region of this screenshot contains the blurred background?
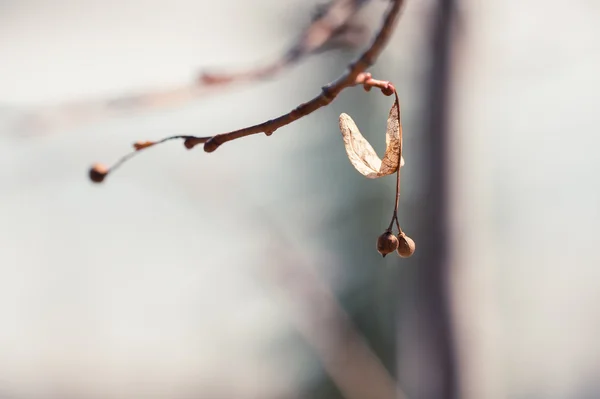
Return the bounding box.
[1,0,599,398]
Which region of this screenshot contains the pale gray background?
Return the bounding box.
[1,0,600,398]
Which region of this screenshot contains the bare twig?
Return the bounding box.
[90,0,406,183]
[164,0,403,152]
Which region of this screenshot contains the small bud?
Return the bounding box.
[396,233,416,258]
[204,138,219,153]
[133,140,155,150]
[89,163,108,183]
[377,231,399,257]
[184,138,197,149]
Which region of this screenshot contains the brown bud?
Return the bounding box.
[204,138,219,153]
[89,163,108,183]
[376,231,399,257]
[133,140,155,151]
[183,138,198,149]
[397,233,416,258]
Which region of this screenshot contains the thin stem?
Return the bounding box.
[388,90,403,234]
[92,135,208,180]
[387,215,396,232]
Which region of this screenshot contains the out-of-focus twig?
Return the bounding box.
[17,0,373,136]
[199,0,373,86]
[257,217,408,399]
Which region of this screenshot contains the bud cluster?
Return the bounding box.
[376,229,415,258]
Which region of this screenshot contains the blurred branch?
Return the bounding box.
[19,0,372,136]
[260,223,408,399]
[90,0,406,183]
[198,0,373,85]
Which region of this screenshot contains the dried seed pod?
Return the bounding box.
[396,233,416,258]
[89,163,108,183]
[377,231,399,257]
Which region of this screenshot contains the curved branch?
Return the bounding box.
[90,0,406,183]
[192,0,404,152]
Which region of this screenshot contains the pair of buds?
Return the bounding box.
[377,231,415,258]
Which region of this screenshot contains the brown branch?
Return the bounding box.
[89,0,405,183]
[180,0,403,152]
[184,73,396,152]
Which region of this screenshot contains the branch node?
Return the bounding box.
[133,140,156,150]
[184,137,203,149]
[204,137,220,153]
[321,85,336,102]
